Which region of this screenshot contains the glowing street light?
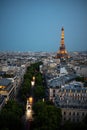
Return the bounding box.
[26,97,34,120]
[42,98,45,102]
[26,106,33,120]
[32,76,35,81]
[31,81,35,87]
[28,97,33,105]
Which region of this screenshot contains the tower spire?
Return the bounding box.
[61,27,64,45]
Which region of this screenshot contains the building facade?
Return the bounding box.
[62,108,87,123]
[0,78,15,102]
[49,81,87,122]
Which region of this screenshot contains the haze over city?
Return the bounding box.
[0,0,87,52]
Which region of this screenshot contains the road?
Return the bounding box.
[24,82,35,130]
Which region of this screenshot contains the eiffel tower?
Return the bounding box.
[56,27,69,59]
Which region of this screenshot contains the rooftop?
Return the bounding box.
[0,78,11,87]
[48,74,77,88]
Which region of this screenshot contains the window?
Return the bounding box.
[73,112,75,115]
[69,112,71,115]
[77,112,79,116]
[53,89,55,97]
[53,93,55,97]
[53,89,55,93]
[64,112,66,115]
[82,112,84,116]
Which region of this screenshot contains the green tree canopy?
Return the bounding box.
[0,100,24,130]
[32,101,62,130]
[34,85,45,100]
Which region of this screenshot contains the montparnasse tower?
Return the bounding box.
[56,27,69,59]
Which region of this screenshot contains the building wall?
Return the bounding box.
[49,85,87,106]
[49,86,87,123]
[62,108,87,122]
[49,88,59,102]
[75,66,87,77]
[0,82,15,101]
[0,96,5,111]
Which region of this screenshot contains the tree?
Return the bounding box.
[0,111,24,130]
[0,100,24,130]
[35,72,43,85]
[32,101,62,130]
[34,85,45,100]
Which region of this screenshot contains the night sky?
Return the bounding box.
[0,0,87,52]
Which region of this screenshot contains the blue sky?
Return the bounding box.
[0,0,87,52]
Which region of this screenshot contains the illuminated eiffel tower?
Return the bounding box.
[56,27,69,59]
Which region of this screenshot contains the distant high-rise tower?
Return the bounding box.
[56,27,69,59]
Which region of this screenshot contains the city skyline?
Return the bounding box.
[0,0,87,52]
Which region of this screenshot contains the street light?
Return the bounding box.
[28,97,33,105]
[26,97,33,120]
[31,80,35,87]
[26,107,33,120]
[32,76,35,81]
[42,98,45,102]
[31,76,35,87]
